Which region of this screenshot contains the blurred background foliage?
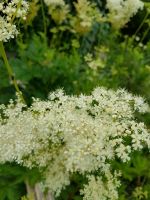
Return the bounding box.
[0,0,150,199]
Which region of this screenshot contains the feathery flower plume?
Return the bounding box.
[0,87,149,199]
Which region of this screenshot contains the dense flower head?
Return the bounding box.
[106,0,144,29]
[0,16,17,41]
[0,87,149,199]
[0,0,29,42]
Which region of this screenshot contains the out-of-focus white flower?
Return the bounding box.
[44,0,65,7]
[106,0,144,29]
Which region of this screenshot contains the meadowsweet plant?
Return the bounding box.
[43,0,145,38]
[0,0,28,103]
[70,0,102,35]
[43,0,69,24]
[106,0,144,29]
[0,0,29,42]
[40,0,146,51]
[0,87,149,199]
[44,0,102,33]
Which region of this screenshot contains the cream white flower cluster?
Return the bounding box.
[0,87,149,199]
[0,0,28,42]
[106,0,144,29]
[0,17,17,42]
[81,171,121,200]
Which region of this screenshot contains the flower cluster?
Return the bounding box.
[70,0,102,34]
[44,0,69,24]
[0,0,28,42]
[106,0,144,29]
[81,171,121,200]
[44,0,103,34]
[0,87,149,199]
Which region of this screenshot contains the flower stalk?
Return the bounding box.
[0,41,25,103]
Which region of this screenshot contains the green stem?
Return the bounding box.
[141,25,150,43]
[40,0,47,41]
[133,11,149,40]
[11,0,23,23]
[0,42,25,103]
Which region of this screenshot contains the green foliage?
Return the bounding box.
[0,163,41,200]
[56,173,87,200]
[0,34,101,104]
[112,151,150,200]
